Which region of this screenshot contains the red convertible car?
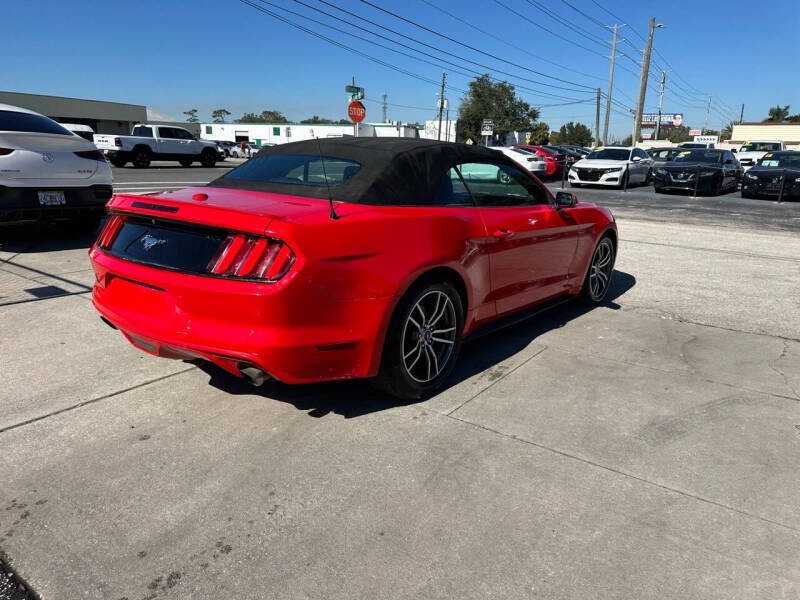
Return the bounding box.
[90,138,617,399]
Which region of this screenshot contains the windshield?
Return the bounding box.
[672,149,723,164]
[0,110,72,135]
[221,153,361,187]
[586,148,630,161]
[740,142,782,152]
[757,153,800,168]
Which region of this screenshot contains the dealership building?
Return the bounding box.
[730,122,800,150]
[200,121,423,145]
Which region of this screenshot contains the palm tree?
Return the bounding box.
[764,105,790,122]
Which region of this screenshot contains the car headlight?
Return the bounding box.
[656,168,667,175]
[603,168,622,174]
[744,172,757,180]
[699,170,716,177]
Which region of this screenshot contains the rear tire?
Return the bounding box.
[578,235,615,305]
[132,147,151,168]
[179,159,193,167]
[200,149,217,168]
[373,280,464,400]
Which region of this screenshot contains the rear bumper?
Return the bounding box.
[89,248,393,384]
[0,184,112,224]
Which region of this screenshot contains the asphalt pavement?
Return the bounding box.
[1,166,799,599]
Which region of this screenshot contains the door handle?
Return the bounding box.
[493,228,514,239]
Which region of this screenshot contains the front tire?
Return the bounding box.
[374,281,464,400]
[200,149,217,168]
[579,235,615,304]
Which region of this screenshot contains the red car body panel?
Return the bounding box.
[90,174,615,385]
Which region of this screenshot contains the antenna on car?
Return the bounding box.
[315,137,339,220]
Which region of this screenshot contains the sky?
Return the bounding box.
[4,0,799,139]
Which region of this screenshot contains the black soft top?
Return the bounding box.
[208,137,523,206]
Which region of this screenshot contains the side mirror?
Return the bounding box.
[555,191,577,209]
[731,149,737,153]
[631,156,641,162]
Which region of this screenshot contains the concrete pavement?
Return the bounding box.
[1,199,799,598]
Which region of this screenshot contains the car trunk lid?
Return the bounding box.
[0,132,99,179]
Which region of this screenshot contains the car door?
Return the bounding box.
[173,128,200,155]
[457,161,581,315]
[156,127,181,155]
[633,148,651,182]
[722,151,738,187]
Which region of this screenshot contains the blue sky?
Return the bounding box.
[4,0,798,138]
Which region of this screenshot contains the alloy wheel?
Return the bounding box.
[589,239,613,300]
[401,290,457,383]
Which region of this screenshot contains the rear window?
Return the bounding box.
[0,110,72,135]
[222,154,362,187]
[132,126,153,137]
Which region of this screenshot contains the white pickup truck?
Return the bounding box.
[94,124,219,168]
[736,140,785,171]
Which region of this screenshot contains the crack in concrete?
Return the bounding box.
[768,340,800,400]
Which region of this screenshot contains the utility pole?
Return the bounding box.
[602,24,619,145]
[445,101,450,141]
[437,71,446,141]
[739,103,744,123]
[382,93,387,123]
[595,88,601,147]
[654,70,666,141]
[703,94,712,133]
[633,17,657,144]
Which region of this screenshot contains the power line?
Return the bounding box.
[559,0,606,29]
[352,0,597,90]
[418,0,606,83]
[523,0,608,46]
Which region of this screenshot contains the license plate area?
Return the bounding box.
[38,191,66,205]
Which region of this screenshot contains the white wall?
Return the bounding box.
[200,122,419,145]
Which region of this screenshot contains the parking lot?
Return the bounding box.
[1,165,799,599]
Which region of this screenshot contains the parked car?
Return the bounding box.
[94,124,219,168]
[653,148,741,195]
[213,140,238,157]
[646,147,682,169]
[228,142,261,158]
[512,145,564,177]
[678,142,715,149]
[492,146,547,176]
[552,146,584,169]
[0,103,112,226]
[741,150,800,200]
[90,138,617,399]
[736,140,786,171]
[568,146,653,188]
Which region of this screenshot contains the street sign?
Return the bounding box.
[348,101,366,123]
[689,129,702,135]
[481,122,493,136]
[345,85,364,101]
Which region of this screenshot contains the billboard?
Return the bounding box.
[641,113,683,129]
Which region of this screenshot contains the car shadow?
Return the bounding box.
[0,223,100,254]
[198,270,637,418]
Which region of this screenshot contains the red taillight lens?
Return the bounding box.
[207,234,294,281]
[0,148,14,156]
[97,215,123,249]
[74,150,107,162]
[114,137,122,148]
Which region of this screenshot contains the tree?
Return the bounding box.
[764,105,790,122]
[666,125,691,143]
[211,108,231,123]
[457,74,541,144]
[721,121,735,140]
[236,110,290,123]
[183,108,199,123]
[557,121,593,146]
[528,122,550,144]
[787,114,800,123]
[299,116,351,125]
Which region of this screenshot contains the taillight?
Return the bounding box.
[0,148,13,156]
[114,137,122,148]
[74,150,107,162]
[97,215,124,249]
[207,233,294,281]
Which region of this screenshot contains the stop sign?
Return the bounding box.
[348,101,366,123]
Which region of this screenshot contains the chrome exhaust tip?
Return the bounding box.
[239,365,269,387]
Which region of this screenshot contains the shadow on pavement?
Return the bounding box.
[0,223,100,255]
[199,270,636,418]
